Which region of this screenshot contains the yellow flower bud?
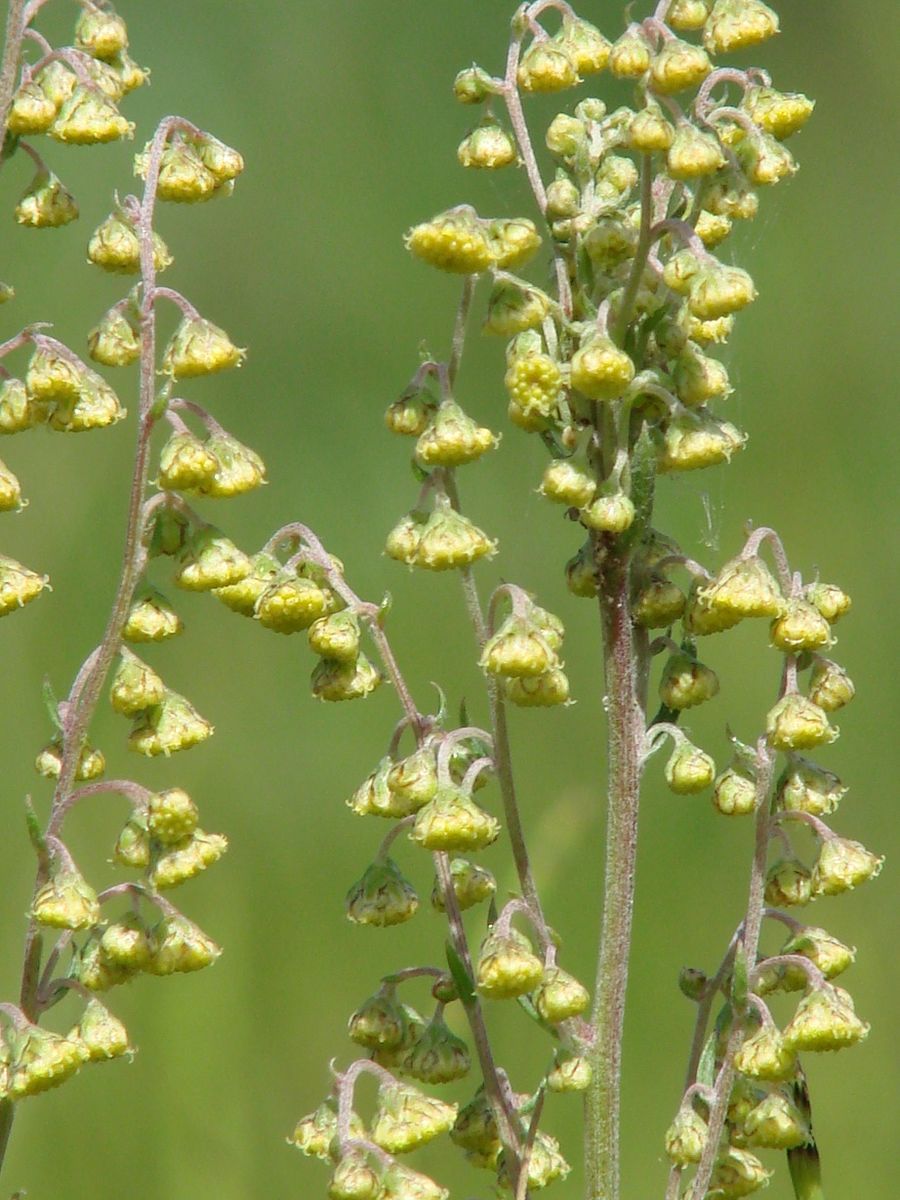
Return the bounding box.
[744,85,815,140]
[764,857,812,907]
[540,459,595,507]
[431,857,495,912]
[411,785,500,852]
[743,1089,810,1149]
[668,0,711,32]
[109,647,166,715]
[659,412,746,471]
[371,1082,457,1154]
[505,351,562,425]
[695,209,733,248]
[486,217,542,270]
[87,307,140,367]
[766,694,836,751]
[415,399,497,467]
[1,378,49,433]
[75,8,129,60]
[709,1147,771,1196]
[570,335,635,401]
[704,0,779,55]
[6,81,57,134]
[74,999,131,1062]
[649,38,711,94]
[777,758,845,816]
[660,652,720,709]
[628,103,675,153]
[689,264,756,319]
[582,491,635,533]
[457,118,517,169]
[811,837,883,897]
[14,170,78,228]
[162,317,245,377]
[345,857,418,927]
[32,868,99,930]
[737,132,796,186]
[733,1023,796,1081]
[483,280,549,336]
[517,42,578,94]
[782,985,869,1053]
[148,915,221,975]
[665,741,715,794]
[135,139,217,202]
[554,17,611,75]
[805,581,851,623]
[414,502,496,571]
[406,209,493,274]
[533,966,590,1022]
[49,86,133,144]
[128,690,214,756]
[665,1105,707,1165]
[174,526,251,591]
[609,31,652,79]
[713,764,757,815]
[667,125,726,180]
[770,599,834,652]
[476,928,544,999]
[151,830,228,889]
[808,659,855,711]
[87,211,172,274]
[311,654,381,702]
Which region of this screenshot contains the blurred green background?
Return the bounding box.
[1,1,897,1196]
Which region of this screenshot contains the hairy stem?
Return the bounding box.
[0,0,27,158]
[584,544,645,1200]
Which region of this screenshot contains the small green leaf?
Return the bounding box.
[731,943,749,1011]
[41,677,62,733]
[444,940,476,1007]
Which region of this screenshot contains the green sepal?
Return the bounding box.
[696,1029,718,1090]
[24,796,49,869]
[444,939,476,1007]
[377,593,392,625]
[731,943,749,1012]
[620,422,655,551]
[42,677,63,733]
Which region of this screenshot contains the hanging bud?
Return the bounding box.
[664,1105,707,1165]
[1,378,50,434]
[766,694,836,751]
[476,928,544,999]
[780,927,856,987]
[451,1089,499,1154]
[328,1151,382,1200]
[453,65,496,104]
[191,133,243,184]
[212,550,279,615]
[782,985,869,1053]
[633,577,685,628]
[256,574,332,633]
[135,139,217,202]
[385,389,435,437]
[517,42,578,94]
[371,1003,426,1072]
[311,653,382,701]
[547,1050,592,1092]
[148,914,221,975]
[174,526,250,591]
[481,614,558,678]
[411,785,499,852]
[688,264,756,319]
[15,170,78,228]
[659,652,720,709]
[109,647,166,715]
[147,507,190,558]
[736,131,796,186]
[404,1013,471,1084]
[49,373,126,432]
[113,814,150,868]
[123,586,184,641]
[811,837,883,897]
[34,739,105,781]
[347,758,398,818]
[505,351,563,427]
[406,208,494,274]
[74,999,130,1062]
[704,0,779,55]
[570,335,635,401]
[385,510,426,566]
[483,280,549,337]
[414,501,496,571]
[379,1162,448,1200]
[288,1099,364,1159]
[431,857,496,912]
[457,117,517,169]
[540,459,595,507]
[87,211,172,274]
[713,763,758,815]
[689,313,735,344]
[566,542,598,598]
[505,668,570,707]
[162,317,245,378]
[100,913,154,971]
[77,937,134,991]
[808,659,855,711]
[743,1089,810,1149]
[32,867,99,930]
[668,0,711,31]
[699,555,784,619]
[805,581,851,624]
[6,81,57,134]
[649,38,711,94]
[709,1147,771,1196]
[695,210,733,248]
[498,1131,570,1190]
[667,125,726,180]
[349,988,408,1049]
[486,217,542,270]
[582,491,635,534]
[371,1081,457,1153]
[25,346,84,401]
[764,857,812,907]
[554,17,611,74]
[8,1025,88,1098]
[346,857,419,927]
[75,8,129,59]
[743,85,814,141]
[733,1022,797,1081]
[658,412,746,471]
[546,176,580,220]
[308,610,360,663]
[415,399,496,467]
[49,87,133,143]
[628,101,674,152]
[157,430,219,491]
[0,460,23,512]
[534,966,590,1023]
[679,967,708,1000]
[128,690,214,756]
[673,344,731,406]
[609,30,652,79]
[665,741,715,794]
[151,830,228,889]
[87,307,140,367]
[770,600,833,653]
[387,747,439,812]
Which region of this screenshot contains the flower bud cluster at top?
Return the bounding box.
[0,0,253,1130]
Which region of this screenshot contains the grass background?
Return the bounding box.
[0,1,897,1196]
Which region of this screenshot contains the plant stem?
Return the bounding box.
[584,543,645,1200]
[0,0,26,157]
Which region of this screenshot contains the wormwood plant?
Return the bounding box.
[0,1,883,1199]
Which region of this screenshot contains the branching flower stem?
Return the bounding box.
[0,117,177,1180]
